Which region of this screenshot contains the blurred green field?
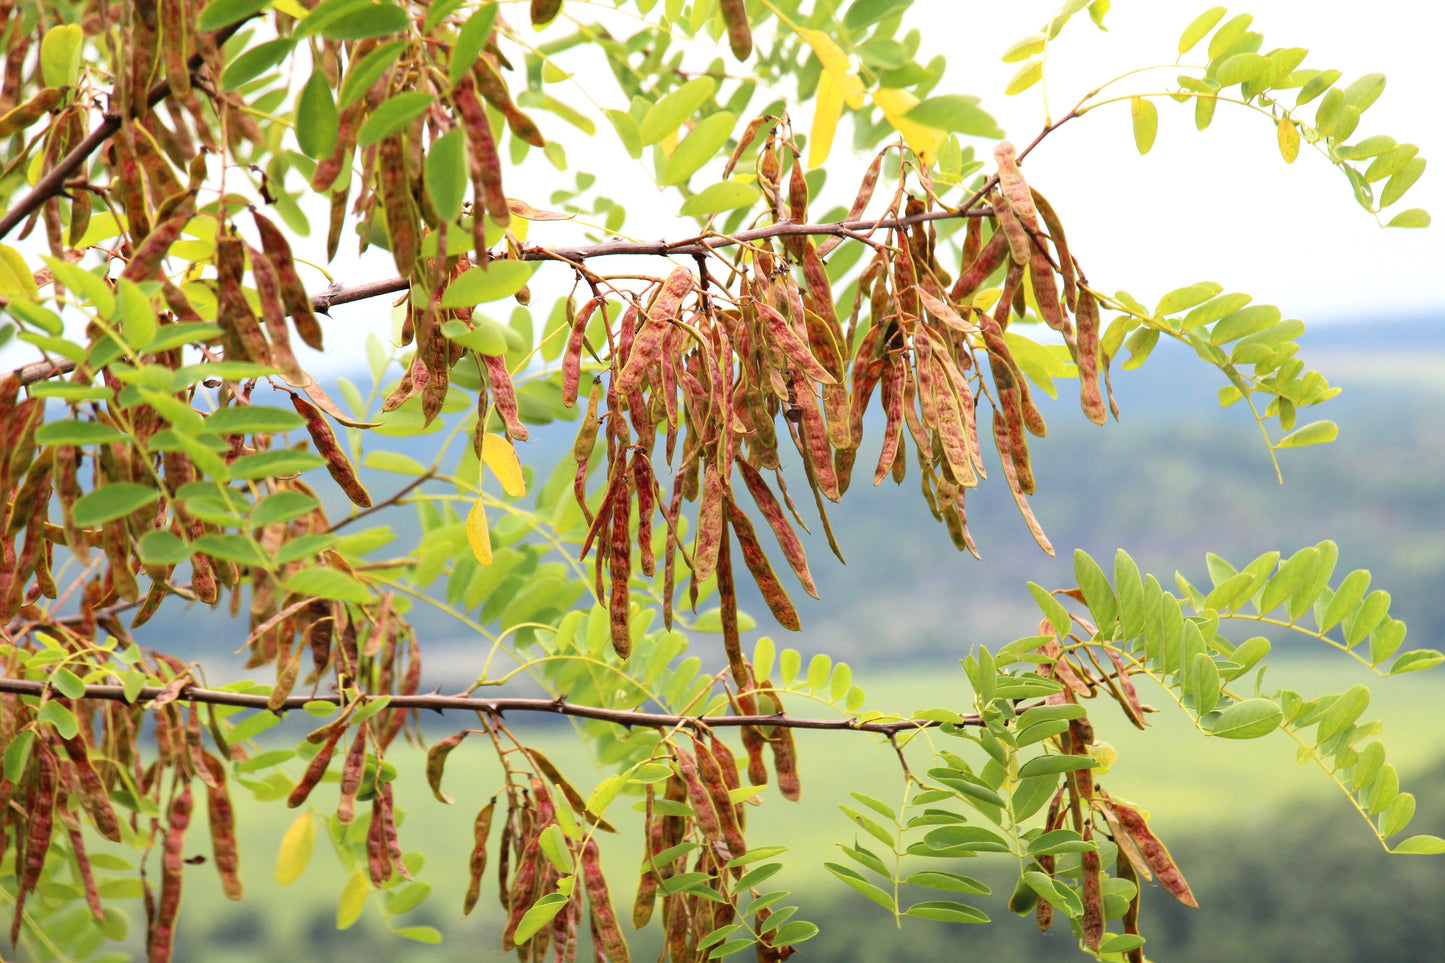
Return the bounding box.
[146,655,1445,962]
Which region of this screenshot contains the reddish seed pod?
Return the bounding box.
[288,722,346,808]
[483,353,529,441]
[463,798,495,915]
[453,75,511,229]
[690,461,726,584]
[1030,188,1077,309]
[122,211,193,283]
[609,490,633,658]
[725,499,800,631]
[633,452,657,577]
[202,754,244,901]
[336,724,369,826]
[736,460,817,598]
[993,142,1038,221]
[673,745,723,843]
[152,783,193,963]
[1104,792,1197,908]
[562,299,601,407]
[692,734,746,857]
[581,838,630,963]
[59,735,121,842]
[1081,824,1103,951]
[254,211,325,351]
[470,59,546,148]
[950,229,1009,302]
[1117,848,1145,963]
[1074,287,1107,425]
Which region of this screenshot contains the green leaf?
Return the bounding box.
[221,36,296,90]
[38,701,79,739]
[905,900,989,924]
[903,871,990,895]
[1209,698,1283,739]
[1275,421,1339,449]
[393,925,443,944]
[1315,685,1369,745]
[302,0,411,40]
[1001,32,1047,63]
[1073,550,1117,634]
[1320,569,1371,632]
[839,804,895,847]
[282,568,375,604]
[357,92,436,148]
[40,24,84,87]
[229,449,328,479]
[1017,755,1098,778]
[1391,835,1445,855]
[35,421,128,446]
[903,96,1004,138]
[1005,58,1043,96]
[1131,96,1158,154]
[1380,792,1415,838]
[3,730,35,782]
[1211,304,1281,344]
[771,920,820,945]
[679,178,761,218]
[296,69,340,159]
[638,77,718,146]
[538,824,575,873]
[72,483,161,527]
[1386,208,1430,228]
[1027,582,1071,637]
[662,112,736,186]
[1388,650,1444,675]
[1155,281,1222,317]
[1380,157,1426,208]
[339,40,406,108]
[1178,7,1227,55]
[514,893,570,944]
[251,491,320,527]
[51,667,85,699]
[363,451,429,476]
[441,262,539,308]
[448,4,499,88]
[138,531,191,566]
[197,0,273,31]
[425,129,468,221]
[824,863,895,911]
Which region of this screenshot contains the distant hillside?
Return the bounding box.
[133,313,1445,683]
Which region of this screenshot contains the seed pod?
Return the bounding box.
[376,134,418,276]
[366,793,391,886]
[562,299,601,407]
[11,744,57,943]
[0,86,63,138]
[633,793,664,927]
[950,229,1008,302]
[993,142,1037,221]
[483,353,529,441]
[201,753,243,900]
[818,151,885,258]
[59,735,121,842]
[692,734,746,857]
[1104,647,1148,729]
[719,0,752,60]
[453,75,510,230]
[336,724,369,825]
[152,783,193,963]
[580,838,629,963]
[735,460,816,597]
[1074,287,1107,425]
[1080,823,1103,951]
[288,721,346,809]
[725,499,799,630]
[598,487,628,660]
[215,233,270,365]
[122,211,193,283]
[756,302,835,385]
[1116,848,1145,963]
[690,460,725,584]
[378,781,410,880]
[673,745,723,843]
[1030,188,1076,309]
[425,731,470,805]
[633,452,657,576]
[461,798,496,916]
[471,59,546,148]
[1103,790,1197,907]
[503,836,543,949]
[991,410,1053,556]
[254,211,324,351]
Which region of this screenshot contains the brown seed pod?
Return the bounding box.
[950,229,1008,302]
[463,798,495,915]
[201,753,243,900]
[690,460,726,584]
[484,353,529,441]
[122,210,193,283]
[1080,823,1103,951]
[672,745,723,844]
[725,499,800,631]
[993,142,1038,222]
[471,59,546,148]
[11,743,57,943]
[562,299,601,407]
[425,731,470,805]
[692,734,746,857]
[633,452,658,577]
[59,735,121,842]
[719,0,752,61]
[336,724,369,825]
[755,302,836,385]
[1074,287,1108,425]
[288,720,347,809]
[152,782,193,963]
[608,491,633,658]
[581,838,629,963]
[215,233,270,365]
[1117,845,1146,963]
[1030,188,1077,310]
[1102,790,1197,908]
[735,460,816,598]
[453,75,510,231]
[253,211,324,351]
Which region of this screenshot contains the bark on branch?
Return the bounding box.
[0,677,976,736]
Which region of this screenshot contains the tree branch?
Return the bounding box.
[0,21,251,241]
[0,677,975,736]
[13,201,997,388]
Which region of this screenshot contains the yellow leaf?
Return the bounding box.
[482,433,527,497]
[798,29,865,109]
[1276,117,1300,163]
[809,70,845,169]
[0,244,38,299]
[275,813,316,886]
[336,871,368,930]
[467,497,493,564]
[872,88,945,166]
[272,0,309,17]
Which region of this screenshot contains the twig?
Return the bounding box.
[0,677,979,735]
[0,20,251,241]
